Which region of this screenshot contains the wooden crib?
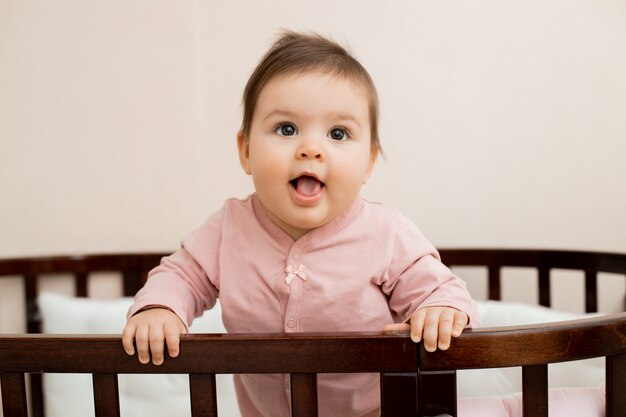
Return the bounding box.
[1,249,625,417]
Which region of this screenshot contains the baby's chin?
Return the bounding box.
[282,212,335,236]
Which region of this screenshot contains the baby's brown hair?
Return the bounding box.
[240,31,381,156]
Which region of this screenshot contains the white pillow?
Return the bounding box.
[456,301,604,398]
[38,292,241,417]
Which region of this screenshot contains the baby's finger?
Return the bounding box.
[163,321,182,358]
[436,309,456,350]
[383,323,410,332]
[134,325,151,365]
[149,326,166,366]
[409,309,427,344]
[121,323,137,355]
[451,311,468,337]
[421,309,441,352]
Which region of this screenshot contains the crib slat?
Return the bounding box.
[93,373,120,417]
[522,364,548,417]
[606,352,626,417]
[585,270,598,313]
[24,273,40,333]
[1,372,28,417]
[291,373,318,417]
[538,267,550,307]
[75,271,88,297]
[189,373,218,417]
[488,266,501,300]
[418,370,456,417]
[380,373,417,417]
[122,270,141,297]
[14,270,42,417]
[29,374,45,417]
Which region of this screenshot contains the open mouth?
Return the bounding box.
[289,175,325,197]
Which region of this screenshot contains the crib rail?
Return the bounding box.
[0,253,164,417]
[421,312,626,417]
[439,249,626,312]
[0,253,165,334]
[0,332,420,417]
[2,313,626,417]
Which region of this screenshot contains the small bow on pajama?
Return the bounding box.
[285,264,307,285]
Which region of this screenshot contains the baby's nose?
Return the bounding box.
[296,138,325,160]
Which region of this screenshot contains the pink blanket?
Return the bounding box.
[458,385,605,417]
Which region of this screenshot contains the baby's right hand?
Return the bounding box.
[122,307,187,366]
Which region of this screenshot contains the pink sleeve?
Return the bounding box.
[127,209,223,329]
[383,212,480,327]
[458,385,605,417]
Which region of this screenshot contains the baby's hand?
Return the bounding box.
[122,307,187,365]
[384,306,468,352]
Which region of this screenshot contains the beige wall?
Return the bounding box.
[1,1,626,331]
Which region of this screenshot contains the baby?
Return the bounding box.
[123,31,479,417]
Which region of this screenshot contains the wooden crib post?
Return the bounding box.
[380,372,418,417]
[606,351,626,417]
[189,373,218,417]
[488,266,501,301]
[522,364,548,417]
[1,373,29,417]
[23,272,46,417]
[584,270,598,313]
[417,370,457,417]
[291,373,318,417]
[92,373,120,417]
[537,267,551,308]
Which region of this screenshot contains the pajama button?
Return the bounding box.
[286,319,296,328]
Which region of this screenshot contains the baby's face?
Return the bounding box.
[238,71,376,240]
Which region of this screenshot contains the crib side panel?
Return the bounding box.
[0,333,419,417]
[440,249,626,312]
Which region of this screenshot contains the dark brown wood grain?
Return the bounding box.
[420,312,626,370]
[291,373,318,417]
[0,333,417,374]
[189,373,218,417]
[0,373,28,417]
[93,373,120,417]
[380,373,418,417]
[522,365,548,417]
[418,371,456,417]
[606,352,626,417]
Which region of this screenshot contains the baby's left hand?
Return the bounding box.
[384,306,468,352]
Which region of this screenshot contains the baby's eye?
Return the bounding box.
[328,127,349,141]
[275,123,297,137]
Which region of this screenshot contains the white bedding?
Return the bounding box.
[38,293,604,417]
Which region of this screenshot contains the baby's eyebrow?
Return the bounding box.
[332,113,361,127]
[262,110,298,122]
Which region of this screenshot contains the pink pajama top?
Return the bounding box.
[129,194,479,417]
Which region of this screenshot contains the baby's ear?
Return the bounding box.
[237,130,251,175]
